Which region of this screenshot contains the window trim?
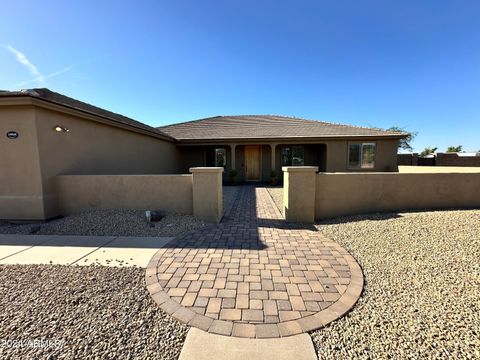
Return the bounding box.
[347,142,377,169]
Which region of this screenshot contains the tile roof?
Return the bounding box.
[0,88,173,140]
[158,115,407,141]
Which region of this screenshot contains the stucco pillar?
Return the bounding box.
[230,144,236,171]
[270,144,276,174]
[282,166,318,223]
[190,167,223,223]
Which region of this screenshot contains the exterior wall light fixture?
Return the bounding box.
[54,125,70,133]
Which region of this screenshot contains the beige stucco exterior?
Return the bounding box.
[177,138,399,185]
[190,167,223,223]
[282,166,318,223]
[1,100,179,220]
[57,175,193,215]
[315,172,480,220]
[34,106,179,218]
[0,106,44,219]
[0,94,401,221]
[281,169,480,223]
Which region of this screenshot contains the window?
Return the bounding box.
[348,143,376,169]
[215,148,226,167]
[206,147,227,167]
[281,146,304,166]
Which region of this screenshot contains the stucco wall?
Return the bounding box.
[0,106,46,219]
[273,140,398,174]
[57,175,193,215]
[324,139,399,172]
[315,172,480,219]
[34,107,180,218]
[177,146,205,174]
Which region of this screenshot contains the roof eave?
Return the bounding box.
[0,94,176,142]
[172,134,407,144]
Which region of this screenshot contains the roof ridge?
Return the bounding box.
[159,114,405,135]
[159,115,225,129]
[238,114,401,134]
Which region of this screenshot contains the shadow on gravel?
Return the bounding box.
[315,207,478,226]
[316,212,404,225]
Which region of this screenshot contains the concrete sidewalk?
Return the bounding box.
[0,234,173,267]
[179,328,317,360]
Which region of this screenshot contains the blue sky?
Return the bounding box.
[1,0,479,152]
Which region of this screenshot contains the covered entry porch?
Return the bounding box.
[178,143,327,183]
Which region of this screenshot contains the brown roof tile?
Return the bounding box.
[158,115,407,141]
[0,88,173,141]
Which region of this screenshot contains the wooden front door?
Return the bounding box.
[245,145,261,181]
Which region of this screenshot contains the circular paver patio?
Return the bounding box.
[146,187,363,338]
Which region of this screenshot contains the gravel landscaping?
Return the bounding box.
[312,209,480,359]
[0,188,239,237]
[0,265,187,359]
[0,210,206,237]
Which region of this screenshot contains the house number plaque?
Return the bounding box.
[6,131,18,139]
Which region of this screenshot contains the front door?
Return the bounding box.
[245,145,261,181]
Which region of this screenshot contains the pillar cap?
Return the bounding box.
[282,166,319,172]
[190,167,224,173]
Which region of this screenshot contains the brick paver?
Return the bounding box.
[146,186,363,338]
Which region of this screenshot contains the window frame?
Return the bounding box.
[347,142,377,169]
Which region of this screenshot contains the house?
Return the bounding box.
[0,88,406,220]
[159,115,404,183]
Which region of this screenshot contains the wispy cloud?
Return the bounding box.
[14,66,74,87]
[5,45,45,84]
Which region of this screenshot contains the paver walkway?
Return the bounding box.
[146,186,363,338]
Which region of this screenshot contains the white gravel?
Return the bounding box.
[0,209,206,237]
[312,209,480,359]
[0,265,188,359]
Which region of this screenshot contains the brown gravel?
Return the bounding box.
[0,265,188,359]
[312,209,480,359]
[0,188,239,237]
[0,210,205,237]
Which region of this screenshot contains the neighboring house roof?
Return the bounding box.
[158,115,408,142]
[0,88,174,141]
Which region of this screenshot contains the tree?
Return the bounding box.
[420,147,437,157]
[386,126,417,151]
[446,145,462,152]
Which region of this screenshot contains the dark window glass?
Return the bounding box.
[361,143,376,168]
[348,143,376,168]
[348,144,361,168]
[282,146,304,166]
[215,148,226,167]
[281,147,292,166]
[206,147,226,167]
[292,146,305,166]
[206,148,215,167]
